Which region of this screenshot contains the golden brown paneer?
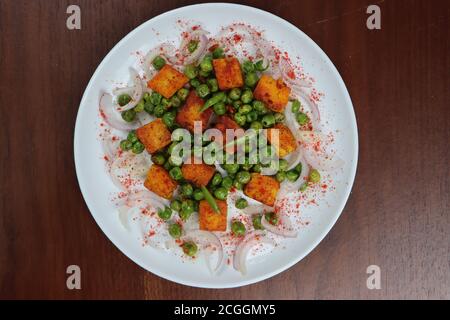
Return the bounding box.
[265,123,297,158]
[181,157,216,187]
[253,75,291,112]
[136,118,172,154]
[144,165,178,199]
[212,57,244,90]
[244,173,280,207]
[199,199,227,231]
[147,64,189,98]
[175,91,213,132]
[214,116,243,153]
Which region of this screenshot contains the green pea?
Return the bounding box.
[233,180,243,190]
[193,189,205,201]
[229,88,242,101]
[213,102,226,115]
[231,221,246,236]
[187,40,198,53]
[143,92,151,102]
[168,223,182,239]
[181,183,193,197]
[214,187,228,200]
[265,212,279,225]
[177,88,189,101]
[291,99,301,113]
[250,121,263,131]
[261,114,276,128]
[309,169,321,183]
[221,176,233,190]
[294,163,302,175]
[182,242,198,256]
[184,64,198,79]
[254,59,269,71]
[152,56,166,70]
[190,78,201,88]
[127,131,138,143]
[252,100,265,113]
[276,171,286,182]
[132,141,145,154]
[223,163,239,175]
[199,56,213,73]
[286,169,299,182]
[151,153,166,166]
[157,206,172,221]
[211,173,223,186]
[163,161,172,171]
[117,94,131,106]
[239,104,252,114]
[163,111,176,127]
[245,72,259,87]
[236,171,251,184]
[144,101,154,114]
[180,200,194,220]
[299,182,308,192]
[198,70,210,78]
[150,92,162,105]
[170,199,181,212]
[235,198,248,209]
[134,100,145,112]
[233,100,243,110]
[246,111,258,123]
[153,105,165,118]
[241,157,253,170]
[234,113,247,126]
[296,112,309,126]
[120,139,132,151]
[274,112,285,123]
[252,164,262,173]
[207,78,219,92]
[121,109,136,122]
[252,214,264,230]
[161,97,171,108]
[169,166,182,180]
[240,89,253,104]
[279,159,288,171]
[212,46,224,58]
[242,60,255,73]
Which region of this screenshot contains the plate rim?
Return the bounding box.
[74,2,359,289]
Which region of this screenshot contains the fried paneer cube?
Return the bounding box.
[181,158,216,187]
[147,64,189,98]
[144,165,178,199]
[244,173,280,207]
[214,116,243,153]
[212,57,244,90]
[253,75,291,112]
[136,118,172,154]
[265,123,297,158]
[199,199,227,231]
[175,90,213,132]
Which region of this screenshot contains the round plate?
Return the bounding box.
[74,3,358,288]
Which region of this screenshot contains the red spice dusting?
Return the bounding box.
[233,34,242,43]
[103,155,109,161]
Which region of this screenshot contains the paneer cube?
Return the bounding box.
[244,173,280,207]
[181,157,216,187]
[212,57,244,90]
[253,75,291,112]
[144,165,178,199]
[265,123,297,157]
[136,118,172,154]
[214,116,243,153]
[199,199,227,231]
[175,90,213,132]
[147,64,189,98]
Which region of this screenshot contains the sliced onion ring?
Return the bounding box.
[182,230,223,273]
[261,214,298,238]
[116,68,143,112]
[233,231,275,275]
[99,93,141,131]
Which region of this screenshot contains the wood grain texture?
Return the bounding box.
[0,0,448,299]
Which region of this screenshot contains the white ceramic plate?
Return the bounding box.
[74,3,358,288]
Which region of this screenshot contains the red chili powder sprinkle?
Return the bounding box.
[233,34,242,43]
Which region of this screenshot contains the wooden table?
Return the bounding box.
[0,0,448,299]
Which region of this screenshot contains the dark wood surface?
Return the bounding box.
[0,0,448,299]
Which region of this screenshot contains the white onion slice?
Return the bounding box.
[99,93,141,131]
[179,30,209,65]
[261,214,298,238]
[233,231,275,275]
[116,68,143,112]
[182,230,223,273]
[303,148,344,172]
[279,58,312,89]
